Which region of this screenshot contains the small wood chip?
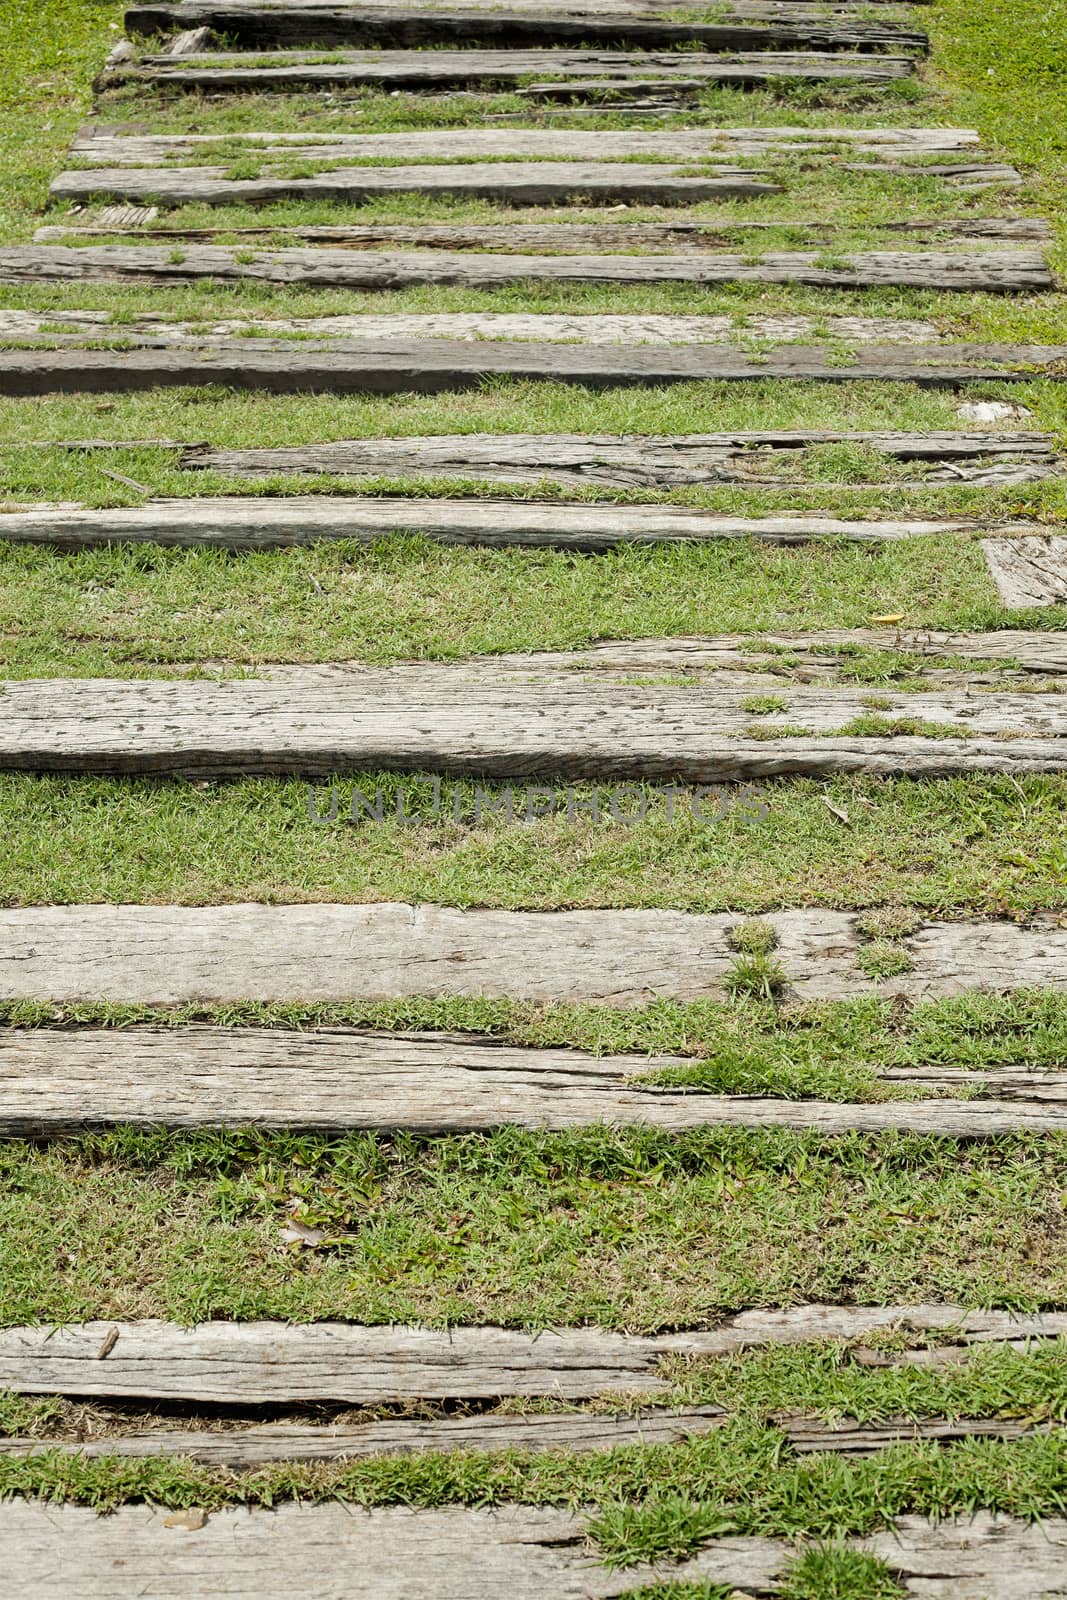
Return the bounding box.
[96,1327,120,1361]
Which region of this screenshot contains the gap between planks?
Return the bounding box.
[6,1026,1067,1135]
[3,906,1067,1005]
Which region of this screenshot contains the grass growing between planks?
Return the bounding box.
[5,1125,1067,1326]
[1,773,1066,912]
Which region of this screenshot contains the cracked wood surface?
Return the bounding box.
[4,1309,1067,1401]
[1,906,1066,1005]
[0,338,1061,394]
[6,1026,1067,1135]
[107,47,920,93]
[0,497,1017,548]
[121,3,930,53]
[10,1503,1067,1599]
[1,670,1066,779]
[982,537,1067,608]
[175,429,1059,487]
[0,309,942,348]
[69,125,972,163]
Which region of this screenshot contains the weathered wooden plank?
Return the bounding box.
[0,497,1011,549]
[68,124,982,164]
[5,1310,1067,1402]
[52,163,787,209]
[0,309,943,348]
[175,430,1059,488]
[7,1026,1067,1135]
[0,1411,1052,1466]
[2,906,1066,1006]
[983,537,1067,608]
[0,1406,729,1465]
[0,339,1061,395]
[17,243,1050,297]
[108,48,920,93]
[9,1503,1067,1600]
[122,3,930,53]
[2,671,1065,780]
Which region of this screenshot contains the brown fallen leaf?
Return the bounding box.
[96,1326,120,1360]
[164,1510,207,1531]
[821,795,851,826]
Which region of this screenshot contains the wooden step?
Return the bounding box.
[1,906,1065,1006]
[0,338,1061,395]
[3,670,1066,780]
[68,124,982,164]
[983,537,1067,608]
[53,162,786,208]
[3,1309,1064,1401]
[174,429,1061,488]
[12,1504,1064,1600]
[105,47,920,94]
[16,243,1051,295]
[0,1410,1052,1466]
[122,2,930,54]
[0,309,944,348]
[0,496,1043,549]
[0,1406,728,1464]
[6,1026,1067,1136]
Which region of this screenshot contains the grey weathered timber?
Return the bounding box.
[8,1026,1067,1136]
[52,163,782,208]
[10,1504,1067,1600]
[68,124,980,164]
[0,1412,1052,1466]
[16,242,1049,296]
[121,2,929,52]
[0,309,942,348]
[3,670,1066,780]
[983,537,1067,608]
[107,47,920,93]
[38,217,1053,249]
[2,905,1067,1006]
[176,430,1060,488]
[0,1406,729,1465]
[0,339,1062,395]
[0,498,1007,550]
[4,1309,1066,1402]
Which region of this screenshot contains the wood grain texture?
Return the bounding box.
[121,2,930,53]
[0,1407,730,1465]
[70,125,973,164]
[5,1309,1067,1401]
[0,497,1015,549]
[6,1026,1067,1135]
[0,309,941,348]
[982,537,1067,608]
[53,162,784,207]
[0,1411,1052,1466]
[9,1503,1067,1599]
[1,669,1066,780]
[176,429,1059,487]
[1,905,1066,1005]
[0,338,1061,394]
[109,47,920,92]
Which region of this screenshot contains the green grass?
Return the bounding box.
[6,1124,1067,1327]
[1,772,1066,912]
